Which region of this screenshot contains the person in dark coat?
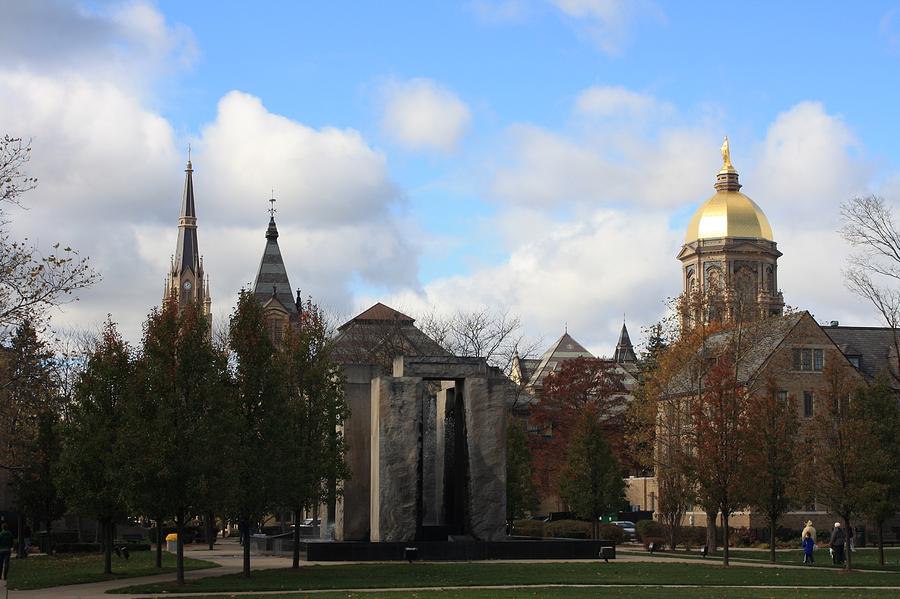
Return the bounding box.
[830,522,845,565]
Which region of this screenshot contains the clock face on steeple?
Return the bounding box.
[183,280,192,291]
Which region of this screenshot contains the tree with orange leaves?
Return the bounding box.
[529,357,626,507]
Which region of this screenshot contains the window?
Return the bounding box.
[777,390,788,402]
[848,356,861,369]
[793,348,824,371]
[803,391,814,418]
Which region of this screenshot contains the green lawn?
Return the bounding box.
[139,588,900,599]
[620,546,900,571]
[6,549,219,590]
[110,561,900,594]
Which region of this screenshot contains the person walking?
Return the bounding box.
[830,522,846,565]
[802,530,815,565]
[0,522,13,579]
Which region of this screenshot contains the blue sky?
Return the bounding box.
[2,0,900,353]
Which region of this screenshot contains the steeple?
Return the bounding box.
[164,154,209,317]
[253,196,298,321]
[614,321,637,364]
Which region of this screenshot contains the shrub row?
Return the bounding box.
[510,520,625,544]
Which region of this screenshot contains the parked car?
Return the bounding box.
[612,520,637,539]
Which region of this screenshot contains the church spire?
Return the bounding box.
[253,195,298,320]
[164,154,209,316]
[614,320,637,364]
[175,156,199,273]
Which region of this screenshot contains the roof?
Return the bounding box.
[667,312,805,396]
[822,325,899,387]
[174,159,199,274]
[333,302,448,370]
[526,332,594,389]
[338,302,414,331]
[252,217,298,318]
[614,322,637,364]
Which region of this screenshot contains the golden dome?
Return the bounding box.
[684,136,774,243]
[684,191,774,242]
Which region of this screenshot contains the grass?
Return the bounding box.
[619,546,900,572]
[6,549,219,590]
[110,561,900,594]
[149,590,900,599]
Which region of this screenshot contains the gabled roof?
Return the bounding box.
[338,302,414,331]
[252,216,298,318]
[526,332,594,389]
[823,325,900,387]
[333,302,448,370]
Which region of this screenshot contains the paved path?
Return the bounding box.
[5,542,900,599]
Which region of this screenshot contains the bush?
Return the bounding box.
[511,519,545,537]
[636,519,666,542]
[598,523,625,544]
[679,526,707,549]
[545,519,591,539]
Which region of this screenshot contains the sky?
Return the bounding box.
[2,0,900,355]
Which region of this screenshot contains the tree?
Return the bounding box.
[854,378,900,565]
[222,291,289,577]
[506,416,537,522]
[0,136,99,336]
[128,298,227,582]
[686,355,750,566]
[559,413,625,539]
[276,299,348,569]
[529,357,626,504]
[743,378,800,563]
[417,307,541,377]
[56,319,131,575]
[802,357,883,571]
[840,195,900,385]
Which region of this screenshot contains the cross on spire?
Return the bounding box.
[269,192,277,218]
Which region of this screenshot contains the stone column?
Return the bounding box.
[370,376,424,542]
[334,364,381,541]
[464,375,508,541]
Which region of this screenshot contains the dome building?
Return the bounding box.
[677,138,785,326]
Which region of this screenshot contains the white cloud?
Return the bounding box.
[575,86,674,121]
[551,0,665,55]
[0,1,418,342]
[381,78,471,153]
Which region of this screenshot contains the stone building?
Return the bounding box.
[678,138,784,327]
[251,201,303,339]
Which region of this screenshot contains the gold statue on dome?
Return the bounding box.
[720,136,734,170]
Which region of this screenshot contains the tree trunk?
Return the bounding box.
[16,512,25,558]
[241,519,251,577]
[155,515,163,568]
[668,524,677,551]
[292,509,301,569]
[844,517,852,571]
[769,520,776,563]
[721,512,730,567]
[705,510,717,555]
[103,519,112,575]
[45,517,53,555]
[207,512,215,551]
[878,521,885,566]
[176,511,185,585]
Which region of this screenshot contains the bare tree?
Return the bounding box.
[0,135,99,338]
[841,195,900,383]
[417,307,542,375]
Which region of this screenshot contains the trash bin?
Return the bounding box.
[166,532,178,553]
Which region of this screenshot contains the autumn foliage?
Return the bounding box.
[529,357,627,503]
